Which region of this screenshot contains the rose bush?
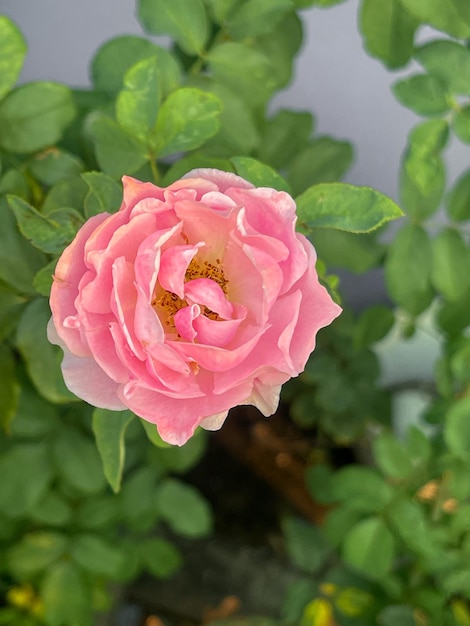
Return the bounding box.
[48,169,341,445]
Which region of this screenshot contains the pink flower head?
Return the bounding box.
[48,169,341,445]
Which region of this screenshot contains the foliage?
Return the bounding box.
[0,0,468,624]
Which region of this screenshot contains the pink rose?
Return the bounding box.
[48,169,341,445]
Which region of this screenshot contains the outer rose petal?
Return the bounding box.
[49,169,342,445]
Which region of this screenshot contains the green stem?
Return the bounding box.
[149,154,160,185]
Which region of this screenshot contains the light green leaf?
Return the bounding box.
[283,516,331,574]
[258,109,314,170]
[138,0,209,56]
[393,74,450,116]
[156,478,212,537]
[360,0,418,69]
[445,397,470,463]
[70,534,126,579]
[88,114,148,179]
[231,156,291,193]
[227,0,294,40]
[0,344,19,432]
[373,432,414,479]
[8,195,83,254]
[140,537,182,578]
[41,561,91,626]
[208,42,278,109]
[152,88,222,157]
[312,229,385,273]
[431,228,470,301]
[204,0,239,23]
[116,56,160,141]
[28,148,84,186]
[33,259,57,297]
[91,35,181,97]
[385,223,434,315]
[404,119,449,194]
[41,174,88,214]
[387,498,437,557]
[16,298,77,404]
[0,443,53,518]
[92,408,134,493]
[53,427,107,495]
[400,159,445,221]
[446,168,470,222]
[288,137,354,196]
[296,182,403,233]
[342,516,395,579]
[0,82,76,153]
[416,39,470,96]
[8,532,67,580]
[332,465,394,512]
[82,171,123,218]
[453,105,470,144]
[0,16,27,101]
[399,0,470,39]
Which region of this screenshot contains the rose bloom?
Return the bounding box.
[48,169,341,445]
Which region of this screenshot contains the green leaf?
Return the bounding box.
[296,183,403,233]
[28,148,84,186]
[92,408,134,493]
[399,0,470,39]
[0,443,53,518]
[359,0,418,69]
[70,534,126,579]
[33,259,57,297]
[283,516,331,574]
[41,561,91,626]
[324,506,362,548]
[0,344,19,431]
[354,305,394,349]
[332,465,394,512]
[0,82,76,153]
[204,0,238,23]
[0,197,47,294]
[453,105,470,144]
[138,0,209,55]
[140,418,172,447]
[154,430,207,472]
[445,397,470,463]
[438,289,470,336]
[373,432,414,479]
[156,478,212,537]
[41,174,88,214]
[226,0,294,40]
[342,516,395,579]
[140,537,182,578]
[230,156,291,193]
[258,109,314,170]
[312,229,385,273]
[404,119,449,196]
[392,74,450,116]
[387,498,436,557]
[10,378,58,438]
[75,495,118,530]
[82,171,123,218]
[305,464,336,504]
[415,39,470,96]
[400,159,445,220]
[378,605,416,626]
[0,283,25,342]
[30,491,72,527]
[8,532,67,580]
[431,228,470,301]
[0,168,30,200]
[208,42,278,109]
[152,87,222,157]
[116,56,160,141]
[118,466,160,530]
[288,137,354,196]
[53,427,107,495]
[0,16,27,101]
[446,168,470,222]
[88,114,147,179]
[8,195,83,254]
[91,35,181,97]
[385,223,434,315]
[16,298,77,404]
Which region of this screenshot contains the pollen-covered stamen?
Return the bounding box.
[185,257,229,294]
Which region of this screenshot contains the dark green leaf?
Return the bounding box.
[152,88,222,157]
[75,495,119,530]
[444,397,470,463]
[156,478,212,537]
[53,427,107,495]
[332,465,394,512]
[41,561,91,626]
[305,464,336,504]
[140,537,182,578]
[0,82,75,153]
[116,56,160,141]
[431,228,470,301]
[70,534,126,579]
[138,0,209,55]
[283,516,331,574]
[33,259,57,297]
[8,532,67,580]
[288,137,354,195]
[41,174,88,214]
[91,35,181,97]
[373,432,414,479]
[324,506,362,548]
[227,0,294,40]
[416,39,470,96]
[360,0,418,69]
[438,289,470,336]
[0,283,25,342]
[231,156,291,193]
[0,442,53,518]
[88,114,147,179]
[0,344,19,432]
[82,171,123,218]
[8,195,83,254]
[0,17,26,101]
[453,105,470,144]
[0,168,30,200]
[342,516,395,579]
[378,605,416,626]
[258,109,314,170]
[154,430,207,473]
[28,148,84,186]
[354,305,394,349]
[393,74,450,116]
[30,491,72,527]
[446,168,470,222]
[92,408,134,493]
[118,466,160,530]
[312,229,385,273]
[10,378,59,438]
[296,182,403,233]
[399,0,470,39]
[16,298,77,403]
[385,223,433,315]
